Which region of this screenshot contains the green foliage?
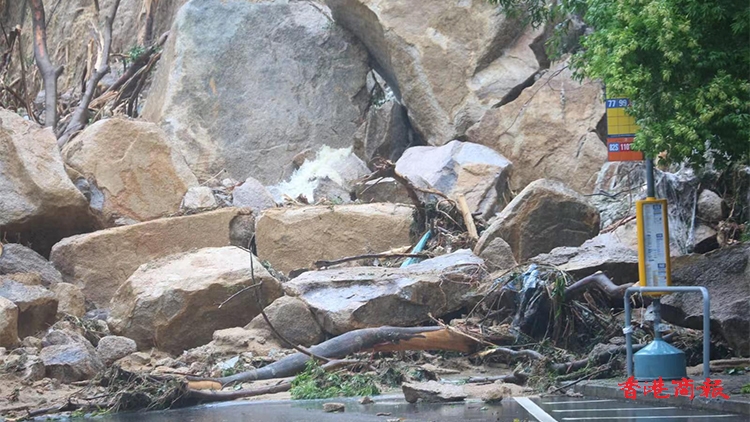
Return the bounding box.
[489,0,750,168]
[127,45,147,62]
[740,383,750,394]
[290,360,380,400]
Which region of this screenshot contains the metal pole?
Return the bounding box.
[624,286,711,380]
[645,157,656,198]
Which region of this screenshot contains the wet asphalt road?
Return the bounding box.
[99,394,747,422]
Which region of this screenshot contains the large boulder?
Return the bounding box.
[467,62,607,194]
[475,179,600,262]
[395,140,512,218]
[0,243,63,287]
[40,343,104,383]
[256,203,415,274]
[325,0,545,145]
[285,250,485,335]
[0,109,93,255]
[108,246,284,354]
[0,296,19,348]
[661,243,750,357]
[245,296,325,347]
[529,233,639,284]
[143,0,371,184]
[62,118,198,225]
[50,208,252,309]
[0,279,58,338]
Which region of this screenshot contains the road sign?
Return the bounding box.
[636,198,672,296]
[606,98,644,161]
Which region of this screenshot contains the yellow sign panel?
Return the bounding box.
[606,100,639,136]
[636,198,672,296]
[606,98,643,161]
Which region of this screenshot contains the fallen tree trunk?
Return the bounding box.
[188,326,479,387]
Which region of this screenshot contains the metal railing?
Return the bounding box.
[624,286,711,380]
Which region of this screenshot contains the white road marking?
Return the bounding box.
[561,415,739,421]
[514,397,558,422]
[552,406,677,413]
[543,399,617,405]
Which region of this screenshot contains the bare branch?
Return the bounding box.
[29,0,60,127]
[58,0,121,147]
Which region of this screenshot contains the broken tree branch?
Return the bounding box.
[58,0,121,147]
[29,0,62,127]
[314,253,432,268]
[187,326,480,387]
[456,193,478,241]
[564,271,634,302]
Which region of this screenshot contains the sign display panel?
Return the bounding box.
[636,198,672,295]
[606,98,644,161]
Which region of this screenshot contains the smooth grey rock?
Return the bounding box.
[529,233,639,284]
[402,381,467,403]
[143,0,371,184]
[97,336,138,366]
[479,237,518,273]
[396,140,512,218]
[245,296,324,347]
[0,279,58,338]
[0,243,63,287]
[40,343,104,383]
[232,177,276,215]
[661,243,750,357]
[284,250,486,335]
[697,190,725,223]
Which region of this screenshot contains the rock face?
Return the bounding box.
[285,250,485,335]
[245,296,324,347]
[353,96,413,163]
[0,109,93,255]
[97,336,138,366]
[143,0,371,184]
[354,178,412,204]
[661,244,750,357]
[108,246,284,354]
[256,203,415,274]
[325,0,544,145]
[475,179,600,262]
[467,62,607,193]
[51,283,86,318]
[40,343,103,383]
[0,296,19,347]
[0,279,58,338]
[478,238,517,273]
[0,243,63,287]
[530,233,639,284]
[396,141,513,218]
[50,208,250,309]
[62,118,198,225]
